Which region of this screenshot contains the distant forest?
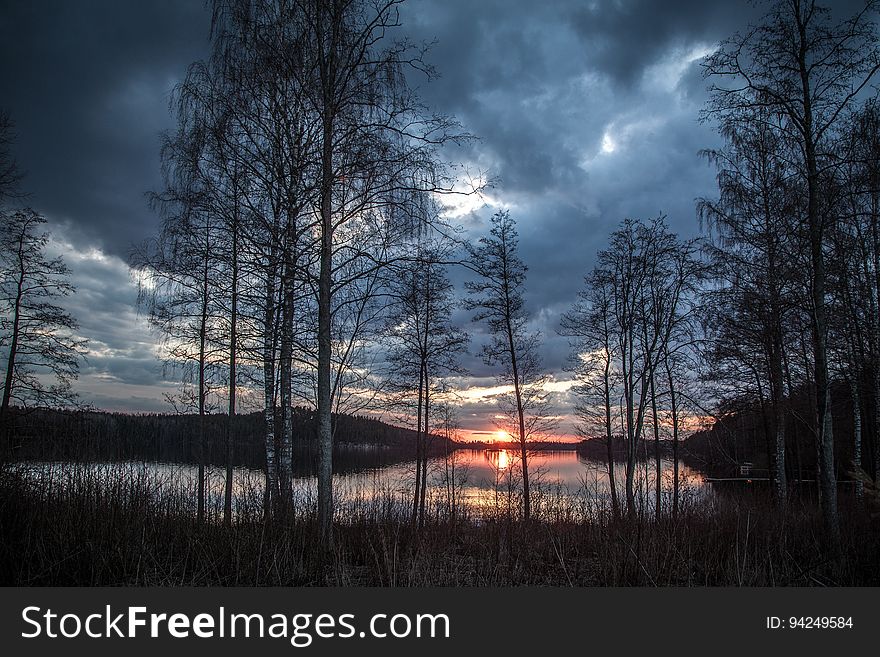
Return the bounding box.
[685,380,869,480]
[12,394,864,485]
[5,406,455,474]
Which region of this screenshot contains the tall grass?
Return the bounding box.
[1,464,877,585]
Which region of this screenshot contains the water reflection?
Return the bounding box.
[486,448,511,470]
[14,448,710,521]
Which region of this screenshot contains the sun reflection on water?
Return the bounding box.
[15,450,710,522]
[487,448,511,470]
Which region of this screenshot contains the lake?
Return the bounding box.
[13,448,712,521]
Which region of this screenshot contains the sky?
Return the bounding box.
[0,0,859,439]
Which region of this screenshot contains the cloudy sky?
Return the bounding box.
[1,0,849,438]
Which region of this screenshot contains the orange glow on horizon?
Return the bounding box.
[459,429,581,444]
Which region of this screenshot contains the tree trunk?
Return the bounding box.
[317,109,335,542]
[504,295,529,520]
[809,171,839,538]
[224,207,238,526]
[603,359,620,518]
[767,223,787,508]
[510,345,529,521]
[420,379,430,527]
[770,337,788,509]
[650,372,661,520]
[0,257,24,452]
[664,356,680,518]
[624,391,636,517]
[279,242,296,513]
[418,268,433,528]
[263,276,278,517]
[754,367,776,502]
[622,338,637,516]
[798,12,839,541]
[851,377,863,500]
[412,361,424,527]
[196,235,209,525]
[870,193,880,484]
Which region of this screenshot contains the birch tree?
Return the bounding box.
[1,209,86,445]
[301,0,464,540]
[466,210,553,521]
[699,116,798,508]
[560,268,622,517]
[385,240,468,528]
[703,0,880,539]
[837,99,880,486]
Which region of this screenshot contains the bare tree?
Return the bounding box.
[205,0,318,518]
[437,398,466,522]
[385,239,468,527]
[560,268,622,518]
[703,0,880,539]
[828,193,868,497]
[1,209,86,446]
[466,210,553,521]
[652,238,705,516]
[135,201,225,523]
[301,0,465,541]
[143,0,325,522]
[835,99,880,487]
[699,115,799,508]
[144,0,467,539]
[578,217,701,518]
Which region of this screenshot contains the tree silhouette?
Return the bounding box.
[1,209,87,444]
[699,115,799,508]
[385,239,468,528]
[467,210,553,521]
[703,0,880,541]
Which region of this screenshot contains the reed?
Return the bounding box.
[1,464,877,586]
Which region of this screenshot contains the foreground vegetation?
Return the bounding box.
[2,466,877,586]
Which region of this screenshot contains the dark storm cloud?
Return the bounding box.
[400,0,752,195]
[567,0,743,86]
[0,0,211,257]
[387,0,774,434]
[0,0,813,420]
[1,1,212,410]
[396,0,747,398]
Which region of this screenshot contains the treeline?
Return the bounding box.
[684,380,870,479]
[6,406,454,471]
[696,0,880,541]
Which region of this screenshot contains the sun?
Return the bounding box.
[494,430,510,442]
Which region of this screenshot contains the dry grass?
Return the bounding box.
[1,465,878,586]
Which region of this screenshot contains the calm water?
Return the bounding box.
[14,448,711,521]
